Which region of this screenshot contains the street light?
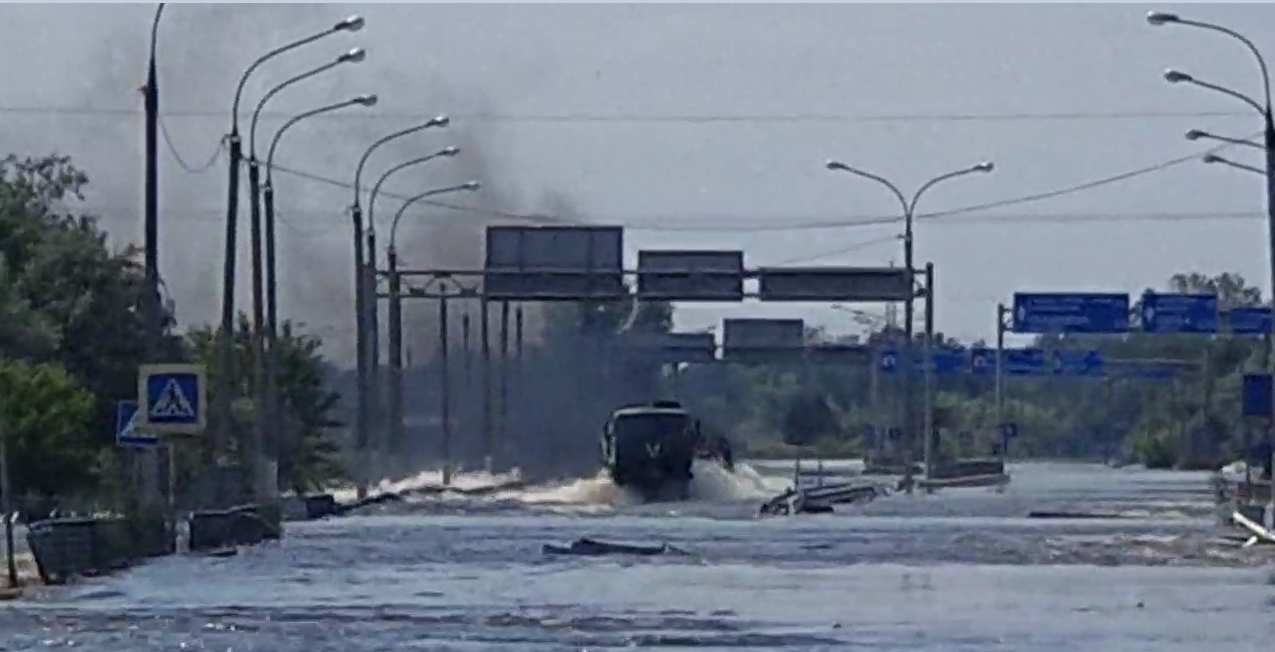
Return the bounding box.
[348,114,451,498]
[1151,10,1275,531]
[215,14,365,486]
[824,159,993,490]
[386,181,481,485]
[363,147,461,471]
[245,48,367,493]
[1185,129,1263,149]
[256,93,377,496]
[1203,153,1266,176]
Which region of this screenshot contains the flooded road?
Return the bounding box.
[2,462,1273,651]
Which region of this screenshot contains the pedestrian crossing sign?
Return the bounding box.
[138,363,207,435]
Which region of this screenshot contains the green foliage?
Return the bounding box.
[0,153,345,504]
[0,360,96,496]
[185,316,346,494]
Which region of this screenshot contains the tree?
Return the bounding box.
[185,315,346,494]
[0,360,97,499]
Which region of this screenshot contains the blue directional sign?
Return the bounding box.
[1004,348,1048,376]
[1012,292,1131,334]
[1140,292,1219,334]
[1228,307,1273,336]
[138,363,207,435]
[1052,350,1105,377]
[1243,374,1273,418]
[115,400,158,448]
[879,348,966,376]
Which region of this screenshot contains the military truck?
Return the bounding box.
[600,400,733,502]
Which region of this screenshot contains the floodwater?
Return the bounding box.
[2,461,1274,651]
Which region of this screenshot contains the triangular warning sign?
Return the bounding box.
[150,378,196,419]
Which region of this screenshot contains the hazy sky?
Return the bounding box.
[4,3,1274,359]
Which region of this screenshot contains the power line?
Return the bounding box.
[0,104,1257,124]
[158,114,224,174]
[778,132,1263,262]
[94,205,1264,231]
[260,130,1254,234]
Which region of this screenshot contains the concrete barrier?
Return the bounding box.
[188,504,281,552]
[24,517,143,585]
[928,458,1005,480]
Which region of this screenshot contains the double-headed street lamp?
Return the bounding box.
[348,116,451,497]
[215,14,364,471]
[1150,9,1275,530]
[824,160,993,488]
[386,181,482,484]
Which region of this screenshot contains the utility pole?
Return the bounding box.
[480,298,492,473]
[995,303,1008,465]
[386,246,405,479]
[922,263,935,479]
[498,301,511,468]
[142,3,167,530]
[1,424,15,589]
[438,295,452,485]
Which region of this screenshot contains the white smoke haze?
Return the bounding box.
[6,4,571,366]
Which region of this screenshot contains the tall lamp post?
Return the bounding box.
[364,148,462,474]
[1150,9,1275,530]
[247,47,366,502]
[349,116,450,497]
[217,15,365,488]
[386,181,481,485]
[253,95,379,503]
[824,160,993,490]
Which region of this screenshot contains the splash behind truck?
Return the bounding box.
[600,400,733,502]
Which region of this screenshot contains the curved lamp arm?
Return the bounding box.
[231,14,364,132]
[1149,12,1271,110]
[825,160,909,217]
[250,47,366,159]
[366,148,460,235]
[908,163,994,216]
[1165,70,1266,116]
[352,115,450,209]
[265,95,379,185]
[388,182,482,251]
[1202,153,1266,176]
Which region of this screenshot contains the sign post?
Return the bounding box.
[137,363,207,535]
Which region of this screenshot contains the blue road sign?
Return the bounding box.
[115,400,158,448]
[138,363,207,435]
[1243,374,1273,418]
[1052,350,1105,377]
[933,349,966,376]
[1228,307,1273,336]
[1012,292,1131,334]
[1004,348,1048,376]
[1140,292,1219,334]
[879,348,966,376]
